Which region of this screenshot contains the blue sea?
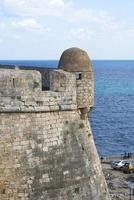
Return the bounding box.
[0,60,134,157]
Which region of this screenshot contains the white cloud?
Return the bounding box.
[49,0,64,6]
[11,18,51,35]
[1,0,132,59]
[3,0,70,17]
[10,34,21,39]
[0,22,5,30]
[12,18,41,30]
[69,8,120,31]
[70,28,93,40]
[126,28,134,36]
[3,0,120,31]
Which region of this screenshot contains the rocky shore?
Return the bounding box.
[102,159,134,200]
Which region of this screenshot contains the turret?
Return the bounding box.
[58,47,94,118]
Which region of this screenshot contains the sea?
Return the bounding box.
[0,60,134,157]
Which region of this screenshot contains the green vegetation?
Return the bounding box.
[33,81,39,89]
[79,122,84,129]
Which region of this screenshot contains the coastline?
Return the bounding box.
[101,153,134,163]
[101,155,134,200]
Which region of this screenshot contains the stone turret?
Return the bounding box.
[58,47,93,119]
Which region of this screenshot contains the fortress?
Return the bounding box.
[0,48,110,200]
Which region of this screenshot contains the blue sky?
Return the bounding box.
[0,0,134,59]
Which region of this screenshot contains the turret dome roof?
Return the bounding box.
[58,47,92,72]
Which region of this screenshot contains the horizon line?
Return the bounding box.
[0,59,134,61]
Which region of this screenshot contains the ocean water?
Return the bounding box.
[0,60,134,156]
[90,60,134,157]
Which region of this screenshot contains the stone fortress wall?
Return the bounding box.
[0,48,110,200]
[0,68,77,112]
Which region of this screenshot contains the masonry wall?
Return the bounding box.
[0,67,110,200]
[0,111,110,200]
[0,69,77,112]
[76,71,94,110]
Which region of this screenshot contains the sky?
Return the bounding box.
[0,0,134,59]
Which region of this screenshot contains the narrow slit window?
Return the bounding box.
[13,78,15,88]
[76,72,82,80]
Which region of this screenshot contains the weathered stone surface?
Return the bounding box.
[0,69,77,112]
[58,47,92,72]
[0,48,110,200]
